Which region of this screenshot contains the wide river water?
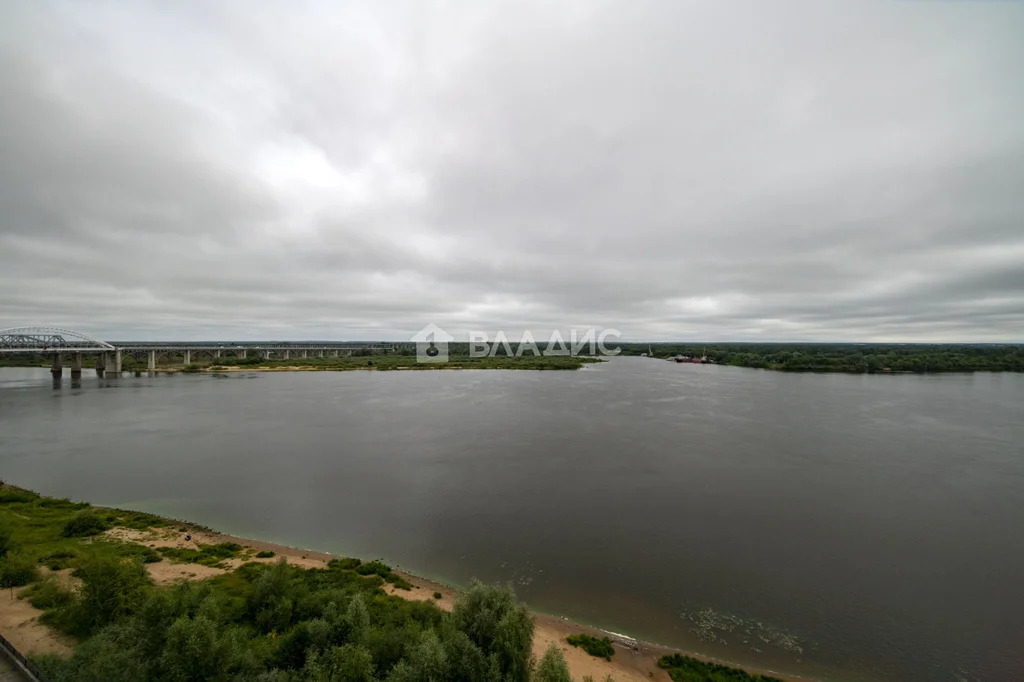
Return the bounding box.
[1,359,1021,681]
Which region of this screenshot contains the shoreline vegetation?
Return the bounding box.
[0,354,603,373]
[0,483,808,682]
[2,341,1021,374]
[620,342,1023,373]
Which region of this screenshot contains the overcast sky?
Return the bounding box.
[1,1,1022,342]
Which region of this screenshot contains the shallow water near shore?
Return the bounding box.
[1,358,1022,681]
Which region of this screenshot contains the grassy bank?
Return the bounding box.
[0,353,602,372]
[0,484,798,681]
[202,354,602,372]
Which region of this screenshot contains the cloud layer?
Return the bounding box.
[2,1,1022,341]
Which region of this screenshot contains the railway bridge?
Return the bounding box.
[0,327,396,377]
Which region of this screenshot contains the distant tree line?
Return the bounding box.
[619,343,1024,373]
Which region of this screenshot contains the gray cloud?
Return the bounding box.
[1,0,1022,342]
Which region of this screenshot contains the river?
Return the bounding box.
[1,358,1021,681]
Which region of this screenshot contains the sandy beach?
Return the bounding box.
[0,516,815,682]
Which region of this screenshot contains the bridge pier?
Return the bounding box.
[51,352,62,378]
[148,350,156,374]
[215,349,221,358]
[70,352,82,379]
[182,350,191,366]
[301,350,308,359]
[96,352,105,376]
[104,349,122,376]
[283,350,290,360]
[331,350,339,358]
[263,350,271,360]
[239,349,247,359]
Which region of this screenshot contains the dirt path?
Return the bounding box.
[0,587,74,657]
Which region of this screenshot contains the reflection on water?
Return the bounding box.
[2,361,1023,681]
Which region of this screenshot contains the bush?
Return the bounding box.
[40,549,79,570]
[354,560,390,577]
[353,559,412,590]
[0,525,12,558]
[71,557,151,635]
[158,542,242,567]
[658,654,784,682]
[567,633,615,660]
[120,545,162,564]
[0,488,39,504]
[329,557,362,570]
[433,591,442,600]
[0,553,39,587]
[25,577,75,609]
[10,490,543,682]
[115,511,168,531]
[62,510,110,537]
[535,643,572,682]
[255,550,275,558]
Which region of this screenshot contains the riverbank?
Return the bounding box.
[0,485,811,681]
[118,525,812,682]
[1,354,604,373]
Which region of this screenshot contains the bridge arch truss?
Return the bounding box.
[0,327,115,352]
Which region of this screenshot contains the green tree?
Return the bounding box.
[329,643,377,682]
[34,623,147,682]
[390,631,447,682]
[452,581,534,682]
[76,557,150,634]
[441,629,497,682]
[533,643,571,682]
[160,615,222,681]
[346,593,371,640]
[249,560,295,633]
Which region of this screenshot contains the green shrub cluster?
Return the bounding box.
[0,553,39,587]
[40,556,152,637]
[158,542,244,568]
[25,576,76,609]
[256,550,276,558]
[40,549,79,570]
[119,544,162,564]
[535,643,573,682]
[33,563,552,682]
[61,511,111,538]
[220,356,267,366]
[0,488,41,504]
[114,510,169,531]
[353,559,414,590]
[566,634,614,661]
[0,525,12,558]
[657,654,784,682]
